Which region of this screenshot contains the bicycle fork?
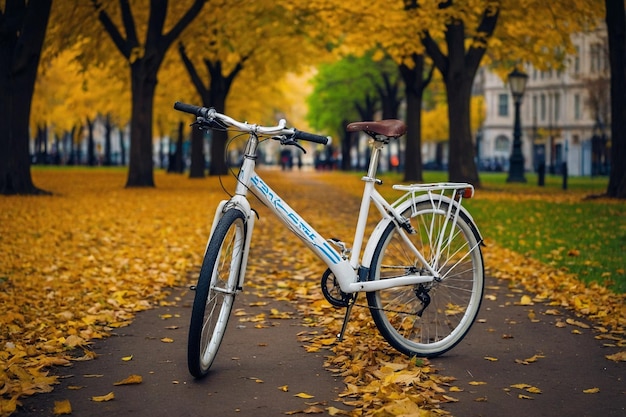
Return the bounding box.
[205,196,257,291]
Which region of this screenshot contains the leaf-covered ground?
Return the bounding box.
[1,168,624,416]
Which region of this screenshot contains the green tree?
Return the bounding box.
[0,0,52,195]
[307,53,399,170]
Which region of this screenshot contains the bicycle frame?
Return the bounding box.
[180,102,486,372]
[218,134,452,295]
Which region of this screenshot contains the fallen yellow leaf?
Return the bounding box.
[91,392,115,402]
[121,355,133,361]
[302,405,324,414]
[160,337,174,343]
[583,387,600,394]
[113,374,143,386]
[327,406,350,416]
[278,385,289,392]
[519,354,545,364]
[294,392,315,399]
[605,351,626,362]
[484,356,498,362]
[566,318,590,329]
[469,381,487,386]
[519,295,534,306]
[53,399,72,415]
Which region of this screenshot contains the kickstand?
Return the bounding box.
[337,294,357,341]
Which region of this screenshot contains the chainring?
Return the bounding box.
[320,268,350,308]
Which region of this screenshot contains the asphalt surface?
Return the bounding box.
[12,171,626,416]
[13,275,625,417]
[14,287,346,417]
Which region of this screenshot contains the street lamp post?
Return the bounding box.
[506,68,529,183]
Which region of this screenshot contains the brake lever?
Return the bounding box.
[191,116,227,131]
[274,135,306,153]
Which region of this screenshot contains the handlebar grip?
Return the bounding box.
[174,101,206,116]
[293,129,330,145]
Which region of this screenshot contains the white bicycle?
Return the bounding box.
[174,102,485,378]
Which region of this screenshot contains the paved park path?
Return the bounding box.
[14,170,625,417]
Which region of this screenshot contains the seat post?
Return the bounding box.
[365,139,384,181]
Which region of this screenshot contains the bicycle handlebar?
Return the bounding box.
[174,101,330,145]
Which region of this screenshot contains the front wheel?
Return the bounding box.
[367,200,484,357]
[188,208,247,378]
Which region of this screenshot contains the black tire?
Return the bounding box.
[188,209,247,378]
[366,200,484,357]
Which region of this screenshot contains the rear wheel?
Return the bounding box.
[367,200,484,357]
[188,209,246,378]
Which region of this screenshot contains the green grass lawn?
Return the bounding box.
[416,171,626,293]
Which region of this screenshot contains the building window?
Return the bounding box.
[589,43,607,72]
[495,135,510,152]
[498,94,509,116]
[574,94,582,120]
[540,94,546,121]
[574,46,580,74]
[532,95,538,123]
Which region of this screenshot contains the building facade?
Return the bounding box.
[479,25,611,176]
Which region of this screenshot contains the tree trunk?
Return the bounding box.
[400,54,432,182]
[605,0,626,198]
[119,126,126,166]
[355,95,377,171]
[86,117,97,166]
[168,121,185,173]
[378,73,401,120]
[208,93,228,176]
[189,127,205,177]
[127,63,157,186]
[446,70,479,185]
[340,120,352,171]
[0,1,52,195]
[444,25,480,186]
[104,114,113,166]
[35,124,48,164]
[54,131,62,165]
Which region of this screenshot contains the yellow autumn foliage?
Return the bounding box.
[0,170,214,415]
[2,168,624,417]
